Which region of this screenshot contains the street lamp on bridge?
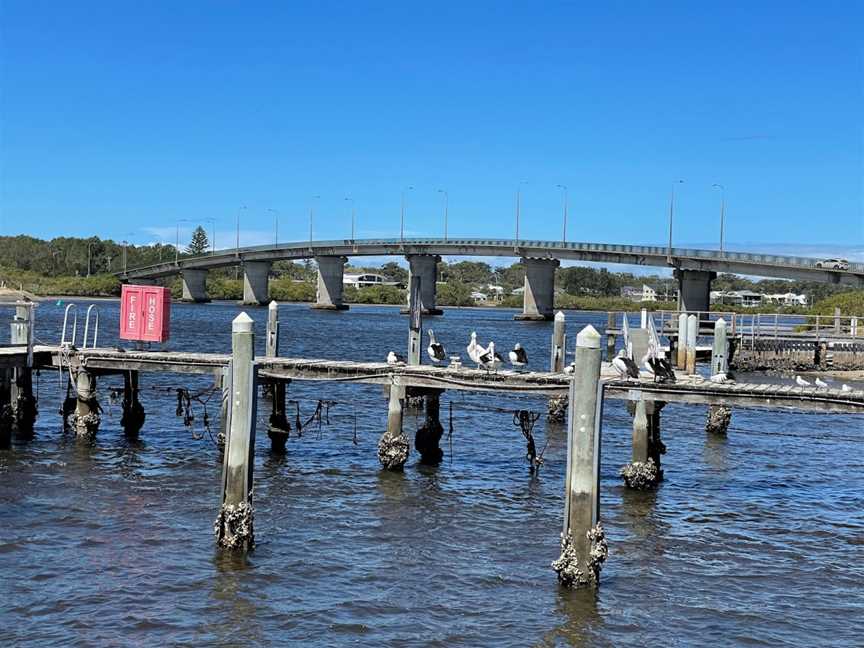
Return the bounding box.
[712,183,726,256]
[204,217,217,255]
[309,196,320,246]
[667,179,684,264]
[556,184,568,243]
[515,181,528,242]
[437,189,448,241]
[268,208,279,246]
[344,198,356,240]
[175,219,191,265]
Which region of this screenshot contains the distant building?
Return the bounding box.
[764,292,808,307]
[711,290,764,308]
[343,273,399,288]
[620,284,658,303]
[485,284,505,302]
[470,291,488,303]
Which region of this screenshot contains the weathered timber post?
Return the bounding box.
[215,313,258,551]
[378,381,408,470]
[217,362,232,454]
[851,317,859,338]
[705,405,732,435]
[834,307,841,335]
[677,313,688,369]
[10,303,37,435]
[605,312,617,361]
[407,275,422,367]
[264,301,291,452]
[711,318,728,375]
[640,308,648,329]
[548,311,568,421]
[552,325,607,588]
[620,398,665,489]
[120,371,145,438]
[71,369,100,437]
[415,388,444,465]
[0,369,12,448]
[685,314,698,374]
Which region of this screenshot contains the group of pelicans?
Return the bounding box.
[385,331,856,392]
[386,330,528,372]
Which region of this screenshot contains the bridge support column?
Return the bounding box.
[242,261,271,306]
[312,256,349,311]
[674,269,715,313]
[181,269,210,303]
[515,258,559,321]
[403,255,443,315]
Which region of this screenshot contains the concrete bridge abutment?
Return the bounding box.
[313,256,349,311]
[515,258,559,321]
[403,254,443,316]
[675,269,716,313]
[242,261,271,306]
[181,269,210,303]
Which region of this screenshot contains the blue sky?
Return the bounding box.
[1,1,862,260]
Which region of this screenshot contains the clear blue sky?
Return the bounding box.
[1,1,862,256]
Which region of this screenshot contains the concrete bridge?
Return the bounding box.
[121,238,864,320]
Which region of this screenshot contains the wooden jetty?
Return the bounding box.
[2,299,863,590]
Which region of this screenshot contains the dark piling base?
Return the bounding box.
[377,433,410,470]
[547,395,568,422]
[620,459,660,490]
[214,501,255,551]
[311,303,350,311]
[706,405,732,435]
[552,524,608,589]
[514,313,554,321]
[400,307,444,316]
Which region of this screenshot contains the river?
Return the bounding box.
[1,300,862,646]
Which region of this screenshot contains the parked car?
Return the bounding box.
[815,258,850,270]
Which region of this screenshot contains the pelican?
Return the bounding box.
[841,384,852,392]
[427,330,446,363]
[814,377,829,389]
[612,349,640,380]
[563,362,576,374]
[387,351,405,365]
[710,370,736,384]
[478,341,503,372]
[509,343,528,370]
[641,350,675,383]
[467,331,483,367]
[795,375,810,387]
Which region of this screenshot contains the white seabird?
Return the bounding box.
[427,330,446,363]
[387,351,405,365]
[612,349,640,380]
[478,341,503,372]
[841,384,852,392]
[814,377,829,389]
[795,375,810,387]
[509,343,528,370]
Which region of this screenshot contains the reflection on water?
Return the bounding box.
[1,301,863,646]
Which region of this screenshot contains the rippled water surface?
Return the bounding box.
[1,300,863,646]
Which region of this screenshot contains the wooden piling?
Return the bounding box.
[415,388,444,465]
[407,275,422,367]
[551,310,566,372]
[218,361,232,454]
[215,313,258,551]
[71,370,100,437]
[677,313,688,369]
[685,314,698,374]
[266,300,279,359]
[9,302,36,435]
[120,371,145,438]
[620,399,664,489]
[378,382,409,470]
[553,325,606,588]
[711,318,728,375]
[264,301,290,452]
[0,369,12,448]
[605,312,617,361]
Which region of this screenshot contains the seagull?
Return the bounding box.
[612,349,640,380]
[387,351,405,365]
[563,362,576,374]
[427,330,446,363]
[509,343,528,370]
[478,341,504,372]
[710,370,736,384]
[795,375,810,387]
[814,377,829,389]
[841,384,852,392]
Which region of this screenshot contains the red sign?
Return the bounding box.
[120,285,171,342]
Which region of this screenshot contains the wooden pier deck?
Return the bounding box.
[26,345,864,414]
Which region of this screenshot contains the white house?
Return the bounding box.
[343,273,399,288]
[765,292,808,307]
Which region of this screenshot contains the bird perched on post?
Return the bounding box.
[814,377,829,389]
[478,341,503,372]
[467,331,483,367]
[612,349,640,380]
[795,375,810,387]
[387,351,405,365]
[641,349,676,383]
[509,343,528,370]
[427,330,446,363]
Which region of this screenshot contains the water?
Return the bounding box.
[1,301,863,647]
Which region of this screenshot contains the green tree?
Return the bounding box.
[186,226,210,256]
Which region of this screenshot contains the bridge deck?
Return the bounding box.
[33,346,864,413]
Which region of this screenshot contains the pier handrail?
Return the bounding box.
[61,304,78,347]
[83,304,100,349]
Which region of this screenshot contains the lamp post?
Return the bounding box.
[712,184,726,255]
[175,218,191,264]
[235,205,246,258]
[204,217,217,255]
[437,189,448,241]
[122,232,136,274]
[87,242,94,277]
[344,198,355,240]
[515,181,528,242]
[667,179,684,264]
[268,208,279,245]
[400,186,414,243]
[556,184,568,243]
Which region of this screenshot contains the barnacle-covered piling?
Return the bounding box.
[705,405,732,435]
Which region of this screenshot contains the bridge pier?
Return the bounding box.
[181,269,210,303]
[675,269,715,313]
[242,261,271,306]
[312,256,349,311]
[403,255,443,315]
[515,258,559,321]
